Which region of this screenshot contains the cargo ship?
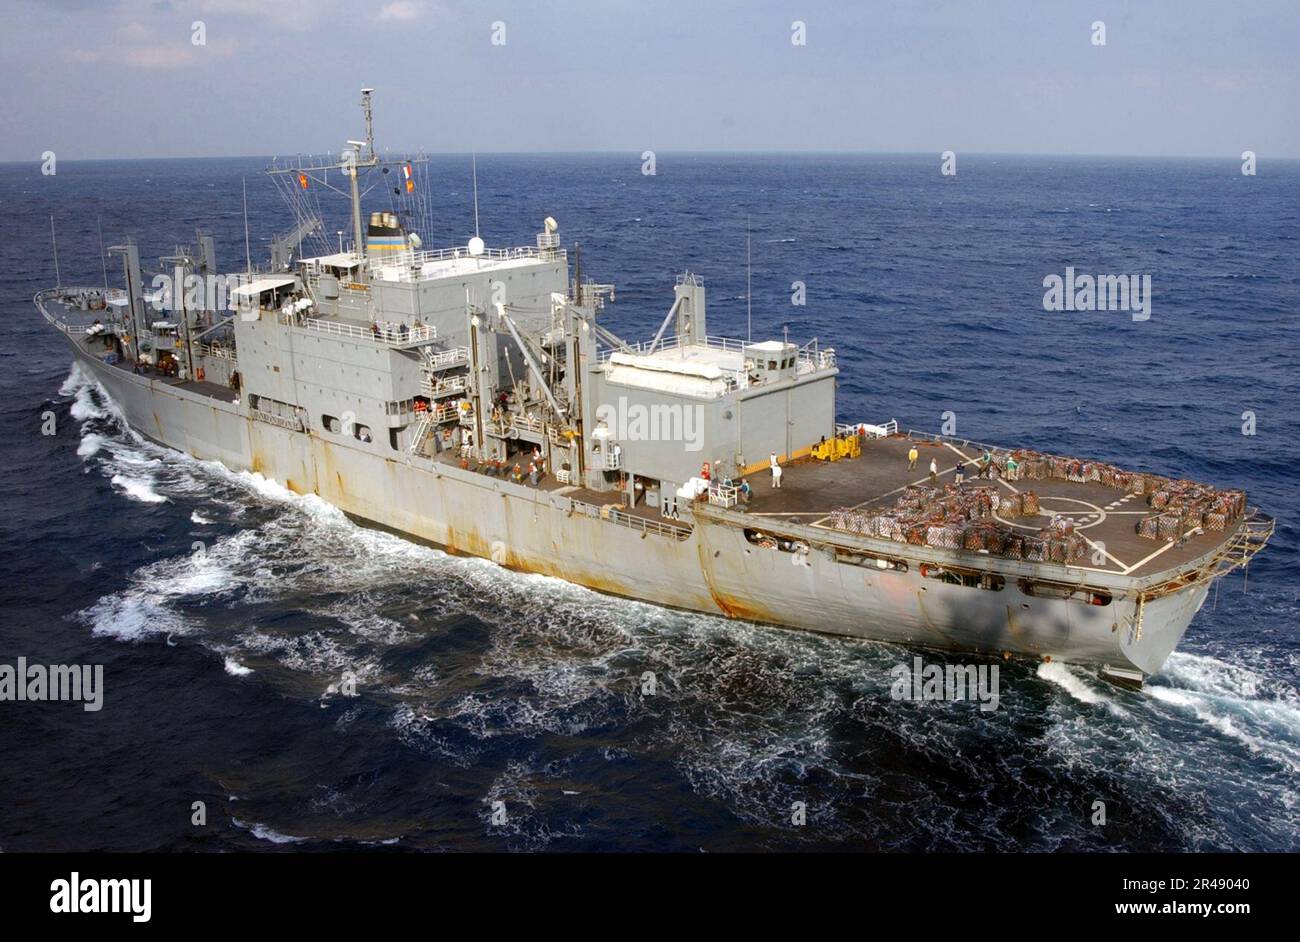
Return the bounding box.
[36,91,1272,688]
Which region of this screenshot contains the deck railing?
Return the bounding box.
[419,375,467,397]
[249,407,304,432]
[708,483,740,508]
[837,419,898,438]
[568,498,692,540]
[371,244,567,282]
[194,342,237,361]
[597,334,836,392]
[300,317,437,345]
[423,346,470,370]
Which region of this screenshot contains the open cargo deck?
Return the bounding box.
[743,432,1258,580]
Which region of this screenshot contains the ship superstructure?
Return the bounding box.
[36,92,1271,688]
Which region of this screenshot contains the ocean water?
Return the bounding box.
[0,153,1296,852]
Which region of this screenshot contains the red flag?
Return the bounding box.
[298,173,309,190]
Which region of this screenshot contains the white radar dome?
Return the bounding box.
[468,236,485,256]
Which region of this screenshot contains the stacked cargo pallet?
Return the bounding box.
[829,443,1247,556]
[829,484,1082,564]
[1137,479,1246,540]
[985,445,1246,542]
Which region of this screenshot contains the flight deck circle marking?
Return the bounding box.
[994,496,1106,531]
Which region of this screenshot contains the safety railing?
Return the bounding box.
[423,346,470,370]
[597,333,837,391]
[194,342,237,361]
[420,375,467,397]
[708,483,740,508]
[429,401,464,424]
[569,498,692,541]
[249,407,304,432]
[837,419,898,438]
[300,317,436,346]
[372,244,567,282]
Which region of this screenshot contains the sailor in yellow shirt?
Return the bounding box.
[907,445,919,471]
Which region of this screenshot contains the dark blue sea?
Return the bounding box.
[0,154,1296,852]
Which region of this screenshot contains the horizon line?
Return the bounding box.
[4,148,1298,166]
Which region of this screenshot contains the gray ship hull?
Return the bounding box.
[68,340,1209,683]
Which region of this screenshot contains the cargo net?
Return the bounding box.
[828,446,1248,557]
[828,483,1086,563]
[1138,481,1247,540]
[987,447,1246,542]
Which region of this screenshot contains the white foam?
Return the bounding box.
[1144,652,1300,775]
[231,818,306,844]
[58,362,93,398]
[77,433,106,458]
[1161,651,1270,701]
[110,473,167,504]
[1037,662,1102,703]
[191,511,213,525]
[80,592,192,642]
[223,656,253,677]
[1146,685,1298,771]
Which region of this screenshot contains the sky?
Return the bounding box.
[2,0,1297,160]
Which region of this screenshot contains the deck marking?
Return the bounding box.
[943,442,1020,494]
[808,460,966,527]
[1122,524,1204,574]
[1078,532,1130,571]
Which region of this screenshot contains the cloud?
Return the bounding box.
[375,1,425,23]
[66,21,234,69]
[195,0,336,32]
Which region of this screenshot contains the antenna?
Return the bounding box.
[472,151,481,239]
[360,88,375,156]
[746,214,752,342]
[242,176,252,275]
[50,216,61,289]
[97,214,109,290]
[574,244,583,306]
